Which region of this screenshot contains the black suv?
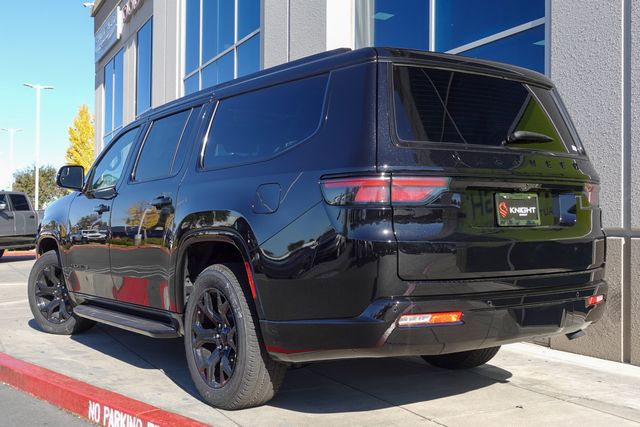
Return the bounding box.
[29,48,607,409]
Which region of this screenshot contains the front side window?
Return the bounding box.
[134,109,193,181]
[136,19,153,116]
[9,194,30,211]
[203,75,328,169]
[393,66,575,153]
[90,127,139,191]
[184,0,261,95]
[104,49,124,144]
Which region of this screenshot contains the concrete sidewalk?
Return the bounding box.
[1,256,639,426]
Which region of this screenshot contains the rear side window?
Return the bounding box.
[134,109,193,181]
[393,66,576,153]
[202,74,328,169]
[9,194,30,211]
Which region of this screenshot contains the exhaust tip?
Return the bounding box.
[566,329,586,340]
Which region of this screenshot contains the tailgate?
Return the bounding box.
[393,176,605,280]
[378,62,605,282]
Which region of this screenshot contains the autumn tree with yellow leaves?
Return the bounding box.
[65,105,95,172]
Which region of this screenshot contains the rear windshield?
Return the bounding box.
[392,65,582,154]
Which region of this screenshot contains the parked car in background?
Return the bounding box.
[28,48,607,410]
[0,191,38,257]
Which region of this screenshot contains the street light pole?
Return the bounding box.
[23,83,54,211]
[0,128,23,190]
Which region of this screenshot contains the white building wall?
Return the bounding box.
[549,0,639,365]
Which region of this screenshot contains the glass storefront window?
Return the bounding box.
[237,34,260,78]
[435,0,544,52]
[238,0,260,40]
[136,19,152,116]
[460,25,545,73]
[202,52,234,88]
[103,49,124,144]
[185,0,200,74]
[373,0,429,51]
[184,0,261,95]
[202,0,234,63]
[356,0,546,75]
[184,74,199,96]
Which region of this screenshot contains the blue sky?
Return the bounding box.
[0,1,94,190]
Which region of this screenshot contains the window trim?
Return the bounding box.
[129,108,195,184]
[388,63,583,158]
[198,74,331,172]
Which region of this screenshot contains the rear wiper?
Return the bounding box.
[503,130,553,145]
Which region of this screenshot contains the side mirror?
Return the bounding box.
[56,165,84,191]
[0,201,6,211]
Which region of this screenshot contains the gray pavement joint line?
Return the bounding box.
[98,326,241,427]
[468,369,640,424]
[306,366,449,427]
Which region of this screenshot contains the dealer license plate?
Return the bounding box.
[495,193,541,227]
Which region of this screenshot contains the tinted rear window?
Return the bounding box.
[134,109,193,181]
[203,74,328,169]
[393,66,579,154]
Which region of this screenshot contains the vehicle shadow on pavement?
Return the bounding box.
[268,357,513,413]
[28,319,514,414]
[0,255,36,264]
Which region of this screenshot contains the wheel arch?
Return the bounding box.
[174,229,262,318]
[37,236,61,265]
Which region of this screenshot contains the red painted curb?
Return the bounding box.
[0,352,210,427]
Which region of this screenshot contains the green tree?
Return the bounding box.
[12,165,67,209]
[65,104,95,172]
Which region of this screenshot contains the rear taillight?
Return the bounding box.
[392,177,449,204]
[321,177,390,205]
[584,183,600,207]
[321,176,449,206]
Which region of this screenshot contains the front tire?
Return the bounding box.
[184,264,287,410]
[0,249,4,258]
[27,251,95,335]
[422,346,501,369]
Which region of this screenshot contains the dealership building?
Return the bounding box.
[91,0,639,365]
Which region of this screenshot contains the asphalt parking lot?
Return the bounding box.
[1,254,639,426]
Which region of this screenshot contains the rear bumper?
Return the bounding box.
[261,281,608,363]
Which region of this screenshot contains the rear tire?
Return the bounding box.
[0,249,4,258]
[27,251,95,335]
[184,264,287,410]
[422,346,500,369]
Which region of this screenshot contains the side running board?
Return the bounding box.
[73,305,180,338]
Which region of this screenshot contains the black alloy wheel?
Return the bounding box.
[191,288,238,388]
[184,264,287,409]
[27,251,95,335]
[34,263,72,324]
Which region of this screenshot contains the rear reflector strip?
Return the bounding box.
[398,311,463,327]
[320,176,449,206]
[586,294,605,306]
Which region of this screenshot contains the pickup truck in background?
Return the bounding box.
[0,191,38,257]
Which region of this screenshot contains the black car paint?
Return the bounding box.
[37,48,606,363]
